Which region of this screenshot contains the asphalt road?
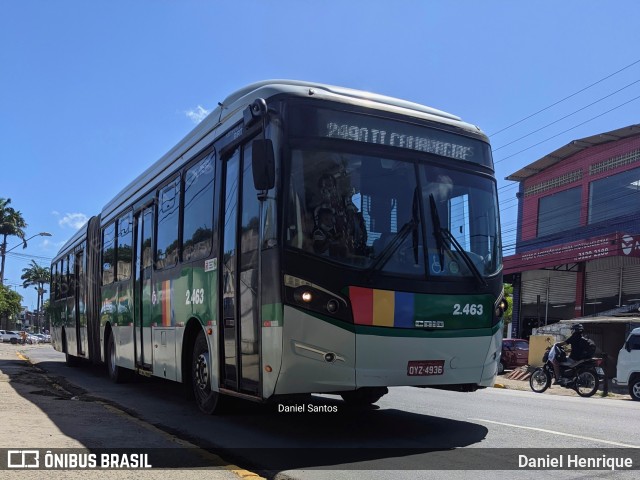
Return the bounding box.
[5,343,640,480]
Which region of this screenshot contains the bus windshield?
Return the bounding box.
[286,148,502,278]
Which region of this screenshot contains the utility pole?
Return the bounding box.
[1,232,52,285]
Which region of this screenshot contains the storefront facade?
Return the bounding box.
[504,124,640,337]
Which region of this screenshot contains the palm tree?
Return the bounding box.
[21,260,50,332]
[0,198,28,285]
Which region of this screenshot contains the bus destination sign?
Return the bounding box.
[290,106,492,167]
[326,120,473,161]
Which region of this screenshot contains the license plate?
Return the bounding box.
[596,367,604,375]
[407,360,445,376]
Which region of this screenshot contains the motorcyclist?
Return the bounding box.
[552,323,591,385]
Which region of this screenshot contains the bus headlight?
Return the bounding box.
[285,276,352,323]
[296,290,313,303]
[493,294,508,324]
[496,298,508,316]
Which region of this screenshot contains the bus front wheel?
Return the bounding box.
[192,331,223,414]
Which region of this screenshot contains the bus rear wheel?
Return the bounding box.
[62,331,80,367]
[192,331,223,414]
[340,387,388,407]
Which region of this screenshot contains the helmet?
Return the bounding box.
[571,323,584,333]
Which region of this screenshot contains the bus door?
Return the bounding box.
[134,206,154,369]
[74,251,85,355]
[220,141,261,395]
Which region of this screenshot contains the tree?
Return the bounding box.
[0,284,23,330]
[41,298,52,332]
[0,198,28,285]
[21,260,50,332]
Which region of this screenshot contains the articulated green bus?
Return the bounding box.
[50,80,506,413]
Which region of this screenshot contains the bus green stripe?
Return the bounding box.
[290,305,502,338]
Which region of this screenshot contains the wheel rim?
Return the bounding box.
[576,372,596,395]
[632,382,640,399]
[195,353,209,392]
[531,370,547,390]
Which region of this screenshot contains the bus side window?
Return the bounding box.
[182,154,214,262]
[156,177,181,269]
[102,223,115,285]
[67,254,75,296]
[58,259,65,298]
[117,212,133,281]
[51,264,58,300]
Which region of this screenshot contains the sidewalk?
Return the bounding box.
[493,367,628,399]
[0,341,259,479]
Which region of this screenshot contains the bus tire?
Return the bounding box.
[106,332,131,383]
[192,331,223,414]
[340,387,388,407]
[65,351,81,367]
[62,331,80,367]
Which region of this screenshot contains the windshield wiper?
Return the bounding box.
[366,218,418,279]
[367,189,420,279]
[429,194,487,287]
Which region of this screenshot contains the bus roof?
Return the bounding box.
[52,218,90,263]
[96,80,487,225]
[224,80,463,121]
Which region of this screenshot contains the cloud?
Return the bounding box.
[185,105,210,124]
[41,238,67,251]
[59,213,89,229]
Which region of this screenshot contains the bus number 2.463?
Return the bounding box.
[453,303,483,316]
[186,289,205,305]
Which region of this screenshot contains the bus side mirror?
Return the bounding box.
[252,139,275,191]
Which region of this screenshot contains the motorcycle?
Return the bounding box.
[529,343,605,397]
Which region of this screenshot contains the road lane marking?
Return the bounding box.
[470,418,639,448]
[16,352,30,362]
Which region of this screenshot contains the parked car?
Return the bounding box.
[498,339,530,374]
[1,331,21,344]
[613,327,640,401]
[33,334,50,343]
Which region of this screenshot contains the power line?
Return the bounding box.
[489,58,640,137]
[6,252,54,262]
[494,93,640,165]
[499,184,640,248]
[493,78,640,152]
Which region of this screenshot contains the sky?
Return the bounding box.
[1,0,639,309]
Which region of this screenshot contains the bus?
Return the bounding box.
[50,80,506,413]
